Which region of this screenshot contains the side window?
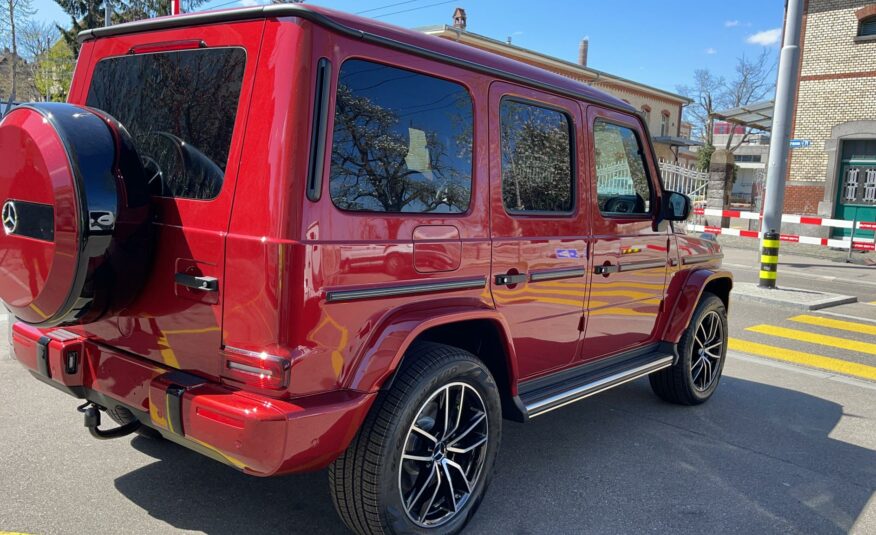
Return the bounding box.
[500,99,573,213]
[329,59,473,213]
[593,120,652,216]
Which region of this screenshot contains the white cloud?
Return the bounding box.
[240,0,259,6]
[724,20,740,28]
[746,28,782,46]
[705,47,717,55]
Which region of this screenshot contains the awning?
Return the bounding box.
[652,136,703,148]
[712,100,774,131]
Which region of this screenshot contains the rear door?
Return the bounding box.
[488,82,589,380]
[67,25,261,378]
[580,106,669,362]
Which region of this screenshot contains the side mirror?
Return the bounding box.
[662,190,692,221]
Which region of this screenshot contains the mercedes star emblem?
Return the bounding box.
[2,201,18,235]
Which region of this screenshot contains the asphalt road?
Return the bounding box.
[0,247,874,534]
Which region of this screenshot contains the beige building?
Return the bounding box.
[787,0,876,231]
[420,9,695,162]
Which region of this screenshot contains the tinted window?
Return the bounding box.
[86,48,246,200]
[593,120,652,215]
[500,100,573,213]
[329,60,473,213]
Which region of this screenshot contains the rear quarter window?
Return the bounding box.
[85,47,246,200]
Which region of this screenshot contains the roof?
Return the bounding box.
[419,25,692,105]
[77,5,636,115]
[712,100,774,131]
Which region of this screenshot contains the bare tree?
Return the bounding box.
[18,19,55,61]
[721,50,775,151]
[0,0,35,100]
[677,69,725,147]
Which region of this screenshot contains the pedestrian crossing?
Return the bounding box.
[729,314,876,382]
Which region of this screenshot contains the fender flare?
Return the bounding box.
[343,304,520,395]
[660,268,733,344]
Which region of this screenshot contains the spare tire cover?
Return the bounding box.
[0,102,152,327]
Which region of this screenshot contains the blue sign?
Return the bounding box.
[555,249,580,259]
[790,139,811,149]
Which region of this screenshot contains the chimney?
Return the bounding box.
[578,38,589,67]
[452,7,467,30]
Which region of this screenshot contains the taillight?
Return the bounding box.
[221,347,291,391]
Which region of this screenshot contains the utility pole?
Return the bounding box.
[105,0,111,26]
[758,0,804,288]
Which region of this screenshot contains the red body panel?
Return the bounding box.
[4,7,731,476]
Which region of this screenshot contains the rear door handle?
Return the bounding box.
[175,273,219,292]
[495,273,527,286]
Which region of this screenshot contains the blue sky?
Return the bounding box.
[31,0,785,94]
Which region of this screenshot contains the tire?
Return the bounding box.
[106,405,164,440]
[330,342,502,535]
[649,292,727,405]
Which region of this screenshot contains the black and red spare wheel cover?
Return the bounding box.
[0,102,153,327]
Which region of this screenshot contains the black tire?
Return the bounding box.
[330,342,502,535]
[650,292,728,405]
[106,406,164,440]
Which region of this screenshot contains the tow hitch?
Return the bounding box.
[77,402,142,440]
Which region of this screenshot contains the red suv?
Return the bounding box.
[0,5,730,534]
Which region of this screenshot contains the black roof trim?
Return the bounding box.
[78,5,638,116]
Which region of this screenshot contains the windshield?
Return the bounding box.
[85,47,246,200]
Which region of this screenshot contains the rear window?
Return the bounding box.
[329,59,473,214]
[85,48,246,200]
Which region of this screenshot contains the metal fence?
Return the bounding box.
[658,158,709,201]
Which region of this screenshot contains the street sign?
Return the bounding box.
[790,139,811,149]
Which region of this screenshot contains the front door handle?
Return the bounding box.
[495,273,527,286]
[175,273,219,292]
[594,264,619,275]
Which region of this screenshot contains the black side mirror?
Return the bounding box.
[662,190,692,221]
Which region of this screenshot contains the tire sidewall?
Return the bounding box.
[380,357,502,535]
[678,294,728,402]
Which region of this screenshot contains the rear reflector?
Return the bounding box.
[221,347,291,391]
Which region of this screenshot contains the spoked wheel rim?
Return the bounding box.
[691,310,724,391]
[398,382,489,528]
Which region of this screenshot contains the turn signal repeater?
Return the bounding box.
[221,346,291,391]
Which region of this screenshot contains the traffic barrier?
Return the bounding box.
[687,223,876,251]
[759,231,779,288]
[692,207,876,231]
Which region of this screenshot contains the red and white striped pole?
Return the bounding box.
[172,0,181,15]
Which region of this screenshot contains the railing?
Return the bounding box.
[658,158,709,201]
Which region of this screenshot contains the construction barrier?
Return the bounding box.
[692,207,876,232]
[686,223,876,251]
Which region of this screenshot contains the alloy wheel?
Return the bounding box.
[398,382,489,528]
[690,310,724,391]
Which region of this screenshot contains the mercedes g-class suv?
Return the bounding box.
[0,5,730,534]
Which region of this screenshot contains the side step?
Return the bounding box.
[519,348,674,419]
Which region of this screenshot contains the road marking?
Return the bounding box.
[789,314,876,336]
[728,338,876,381]
[746,324,876,356]
[815,310,876,325]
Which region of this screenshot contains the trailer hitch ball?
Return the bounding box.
[76,402,142,440]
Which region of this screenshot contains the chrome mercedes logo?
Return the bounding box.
[2,201,18,235]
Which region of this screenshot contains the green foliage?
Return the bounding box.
[34,40,73,101]
[697,143,715,172]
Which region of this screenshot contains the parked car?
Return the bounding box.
[0,5,731,534]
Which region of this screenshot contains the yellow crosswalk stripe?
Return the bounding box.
[789,314,876,337]
[745,324,876,356]
[728,338,876,381]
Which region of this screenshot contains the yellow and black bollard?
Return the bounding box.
[759,231,780,288]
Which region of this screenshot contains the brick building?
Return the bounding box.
[419,9,696,162]
[788,0,876,234]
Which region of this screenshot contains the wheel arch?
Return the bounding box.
[661,268,733,344]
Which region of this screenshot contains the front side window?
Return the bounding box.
[329,60,473,213]
[86,48,246,200]
[500,99,573,213]
[593,120,652,216]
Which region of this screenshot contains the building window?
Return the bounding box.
[641,105,651,124]
[329,59,473,213]
[593,120,652,216]
[860,16,876,37]
[660,111,670,137]
[734,154,762,163]
[500,99,574,213]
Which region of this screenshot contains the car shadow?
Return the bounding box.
[114,376,876,534]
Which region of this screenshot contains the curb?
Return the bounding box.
[731,282,857,311]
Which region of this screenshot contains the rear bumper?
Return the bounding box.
[11,323,375,476]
